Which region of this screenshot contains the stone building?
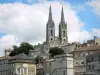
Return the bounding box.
[0,56,10,75]
[5,49,12,57]
[43,54,73,75]
[86,52,100,75]
[70,39,100,75]
[0,53,36,75]
[29,6,77,60]
[87,36,100,45]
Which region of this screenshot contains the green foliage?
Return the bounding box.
[34,56,44,64]
[34,56,40,64]
[49,47,64,57]
[9,42,34,56]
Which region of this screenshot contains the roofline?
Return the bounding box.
[69,49,100,54]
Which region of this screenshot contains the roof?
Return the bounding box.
[69,45,100,54]
[0,56,11,60]
[9,53,32,60]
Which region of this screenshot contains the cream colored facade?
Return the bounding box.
[43,54,73,75]
[71,38,100,75]
[0,53,36,75]
[8,62,36,75]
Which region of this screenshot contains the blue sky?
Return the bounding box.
[0,0,100,56]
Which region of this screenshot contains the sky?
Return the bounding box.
[0,0,100,56]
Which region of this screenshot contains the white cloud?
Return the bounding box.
[88,0,100,16]
[0,1,91,56]
[92,28,100,37]
[68,30,91,43]
[0,35,18,56]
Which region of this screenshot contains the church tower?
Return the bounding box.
[46,6,55,43]
[59,7,68,44]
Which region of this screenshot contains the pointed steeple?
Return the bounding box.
[48,5,52,21]
[61,6,65,23]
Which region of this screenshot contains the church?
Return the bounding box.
[29,6,76,59]
[46,6,68,46]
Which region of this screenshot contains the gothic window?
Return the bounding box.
[64,39,65,41]
[63,31,65,37]
[51,29,53,36]
[51,38,53,40]
[63,71,65,75]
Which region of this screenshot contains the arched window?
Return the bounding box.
[51,38,53,40]
[51,29,53,36]
[63,31,65,37]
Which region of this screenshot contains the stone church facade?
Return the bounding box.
[29,6,76,59]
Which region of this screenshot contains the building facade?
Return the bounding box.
[0,53,36,75]
[86,53,100,75]
[43,54,73,75]
[0,56,9,75]
[70,39,100,75]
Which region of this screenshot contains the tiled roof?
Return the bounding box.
[76,45,100,51]
[69,45,100,53]
[0,56,11,60]
[9,53,32,60]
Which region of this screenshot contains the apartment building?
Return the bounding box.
[0,53,36,75]
[86,53,100,75]
[70,42,100,75]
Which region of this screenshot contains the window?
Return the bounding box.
[75,72,77,75]
[51,38,53,40]
[16,68,21,74]
[76,62,78,64]
[63,71,65,75]
[75,60,78,65]
[81,62,84,64]
[50,62,51,66]
[51,30,53,36]
[23,68,28,74]
[63,31,65,37]
[56,71,57,75]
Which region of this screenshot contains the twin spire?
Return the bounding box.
[61,7,65,23]
[48,5,52,21]
[48,5,65,23]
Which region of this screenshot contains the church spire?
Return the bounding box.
[61,6,65,23]
[59,6,68,44]
[46,5,55,43]
[48,5,52,21]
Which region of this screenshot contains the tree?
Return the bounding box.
[9,42,34,56]
[49,47,64,57]
[34,56,44,64]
